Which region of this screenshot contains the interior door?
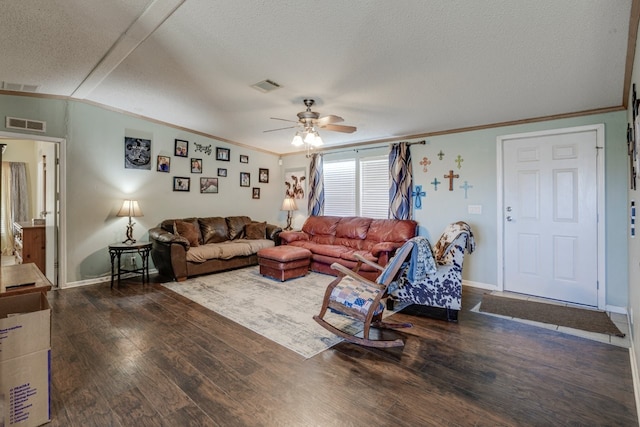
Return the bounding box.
[502,127,599,306]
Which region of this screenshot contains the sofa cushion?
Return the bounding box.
[366,219,417,243]
[185,239,274,263]
[226,216,252,240]
[335,217,372,239]
[301,216,341,240]
[174,220,200,247]
[246,221,267,239]
[199,217,228,243]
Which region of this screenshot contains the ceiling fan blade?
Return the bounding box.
[321,123,357,133]
[315,115,344,126]
[263,125,298,133]
[270,117,299,124]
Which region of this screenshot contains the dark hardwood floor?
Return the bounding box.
[43,272,637,426]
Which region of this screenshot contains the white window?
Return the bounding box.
[324,154,388,218]
[324,159,356,216]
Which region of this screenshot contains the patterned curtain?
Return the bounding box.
[389,142,413,220]
[307,153,324,216]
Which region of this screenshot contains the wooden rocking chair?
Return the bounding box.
[313,240,414,348]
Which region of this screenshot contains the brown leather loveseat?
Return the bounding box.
[149,216,281,281]
[278,216,417,281]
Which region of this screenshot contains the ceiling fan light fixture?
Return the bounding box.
[312,132,323,146]
[291,132,303,146]
[304,130,316,144]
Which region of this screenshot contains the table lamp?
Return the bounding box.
[281,197,298,231]
[117,200,143,244]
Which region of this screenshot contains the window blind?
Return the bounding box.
[324,159,356,216]
[360,156,388,219]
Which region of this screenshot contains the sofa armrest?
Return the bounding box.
[370,242,403,257]
[279,230,309,244]
[149,227,190,249]
[265,223,283,243]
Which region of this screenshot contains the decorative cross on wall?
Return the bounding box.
[419,156,431,172]
[459,181,473,199]
[444,170,459,191]
[412,185,426,209]
[455,154,464,169]
[437,150,445,160]
[431,178,441,191]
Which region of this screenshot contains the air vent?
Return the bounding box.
[2,81,39,92]
[6,116,46,133]
[251,79,282,93]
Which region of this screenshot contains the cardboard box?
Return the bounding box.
[0,293,50,361]
[1,349,51,426]
[0,293,51,426]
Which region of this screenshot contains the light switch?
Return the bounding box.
[468,205,482,214]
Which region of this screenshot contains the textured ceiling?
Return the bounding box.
[0,0,634,154]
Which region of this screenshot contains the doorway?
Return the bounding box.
[0,132,65,287]
[496,124,605,308]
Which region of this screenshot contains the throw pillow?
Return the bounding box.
[245,222,267,240]
[174,220,200,247]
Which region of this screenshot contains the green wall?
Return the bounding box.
[0,94,629,309]
[284,111,628,308]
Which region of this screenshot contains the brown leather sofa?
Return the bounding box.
[149,216,282,281]
[278,216,418,281]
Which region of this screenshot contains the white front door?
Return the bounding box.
[499,125,602,307]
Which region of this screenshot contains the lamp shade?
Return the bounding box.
[117,200,143,218]
[281,197,298,211]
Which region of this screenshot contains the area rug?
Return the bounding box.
[479,293,625,337]
[161,267,405,358]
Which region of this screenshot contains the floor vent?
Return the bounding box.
[6,116,47,133]
[251,79,282,93]
[2,81,39,92]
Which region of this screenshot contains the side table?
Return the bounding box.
[108,241,152,288]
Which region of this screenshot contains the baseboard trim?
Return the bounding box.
[58,269,159,289]
[628,320,640,426]
[462,279,498,291]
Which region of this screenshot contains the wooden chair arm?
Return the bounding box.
[353,253,385,272]
[330,263,385,290]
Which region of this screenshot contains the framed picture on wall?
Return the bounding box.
[173,176,190,192]
[252,187,260,199]
[191,158,202,173]
[200,177,218,193]
[284,168,306,199]
[240,154,249,163]
[259,168,269,183]
[216,147,230,161]
[175,139,188,157]
[156,155,170,172]
[218,168,227,177]
[240,172,250,187]
[124,137,151,170]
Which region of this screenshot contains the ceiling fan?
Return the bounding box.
[264,99,356,146]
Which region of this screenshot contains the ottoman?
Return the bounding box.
[257,246,312,282]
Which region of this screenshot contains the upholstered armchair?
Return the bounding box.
[388,222,475,322]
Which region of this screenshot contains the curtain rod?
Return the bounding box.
[318,139,426,156]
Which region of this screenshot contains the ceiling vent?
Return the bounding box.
[251,79,282,93]
[1,81,39,92]
[6,116,46,133]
